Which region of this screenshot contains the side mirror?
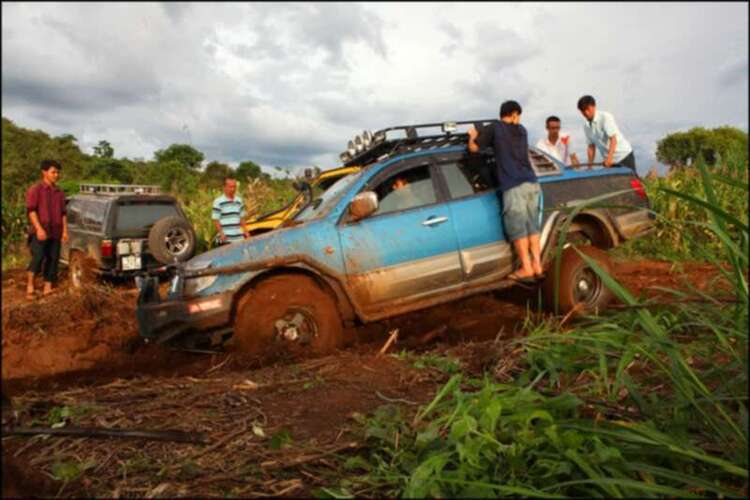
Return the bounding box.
[349,191,378,221]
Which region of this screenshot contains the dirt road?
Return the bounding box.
[1,258,725,497]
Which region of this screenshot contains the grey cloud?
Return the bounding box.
[718,59,748,88]
[292,3,388,65]
[161,2,191,23]
[439,21,463,56]
[1,73,160,112]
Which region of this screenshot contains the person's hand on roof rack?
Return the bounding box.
[467,125,480,153]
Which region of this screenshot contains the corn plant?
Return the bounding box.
[330,157,748,498]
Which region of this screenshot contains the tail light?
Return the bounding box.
[101,240,113,258]
[630,178,647,199]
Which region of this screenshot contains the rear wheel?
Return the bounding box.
[69,251,97,289]
[233,275,343,356]
[543,246,614,316]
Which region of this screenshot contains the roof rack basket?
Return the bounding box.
[79,183,162,195]
[340,119,496,167]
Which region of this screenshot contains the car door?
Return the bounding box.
[433,153,515,284]
[338,159,463,313]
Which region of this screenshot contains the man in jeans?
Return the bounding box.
[468,100,543,283]
[26,159,68,298]
[212,176,249,245]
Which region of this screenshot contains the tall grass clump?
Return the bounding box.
[620,153,748,261]
[331,158,748,498]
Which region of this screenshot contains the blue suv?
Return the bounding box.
[136,120,654,353]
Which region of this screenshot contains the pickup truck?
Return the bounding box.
[136,120,654,353]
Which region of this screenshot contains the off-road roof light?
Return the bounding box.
[339,151,352,163]
[354,135,365,153]
[362,130,373,147]
[442,122,457,134]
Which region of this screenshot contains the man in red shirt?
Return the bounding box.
[26,160,68,298]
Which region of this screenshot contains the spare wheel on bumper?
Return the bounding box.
[233,274,343,356]
[148,216,196,264]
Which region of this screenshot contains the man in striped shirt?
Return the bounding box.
[212,176,249,245]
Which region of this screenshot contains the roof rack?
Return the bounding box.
[340,119,496,167]
[79,183,162,195]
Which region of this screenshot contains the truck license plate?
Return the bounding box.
[122,255,142,271]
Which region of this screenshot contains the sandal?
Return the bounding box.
[506,271,537,288]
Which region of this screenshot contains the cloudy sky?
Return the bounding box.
[2,2,748,176]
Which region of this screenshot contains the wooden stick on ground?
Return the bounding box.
[378,329,399,357]
[3,426,207,444]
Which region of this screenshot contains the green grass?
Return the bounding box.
[325,157,748,498]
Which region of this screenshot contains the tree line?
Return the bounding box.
[1,117,276,203]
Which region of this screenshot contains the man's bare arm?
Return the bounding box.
[62,215,68,243]
[212,219,226,241]
[587,144,596,164]
[29,211,47,240]
[604,136,617,167]
[467,126,480,153]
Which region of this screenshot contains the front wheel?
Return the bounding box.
[543,246,614,316]
[233,275,343,356]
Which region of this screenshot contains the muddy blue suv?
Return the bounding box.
[136,120,654,353]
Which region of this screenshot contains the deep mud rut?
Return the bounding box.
[0,258,725,497]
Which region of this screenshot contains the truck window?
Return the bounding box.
[373,164,437,215]
[115,202,179,232]
[66,200,82,226]
[80,199,108,231]
[439,155,497,200]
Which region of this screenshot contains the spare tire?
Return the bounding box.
[148,216,196,264]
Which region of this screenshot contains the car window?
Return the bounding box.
[115,202,179,232]
[373,164,437,216]
[440,156,496,199]
[80,199,108,231]
[67,200,82,226]
[296,171,363,222]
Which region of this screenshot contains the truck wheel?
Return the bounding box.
[148,216,196,264]
[543,246,614,316]
[69,251,96,289]
[233,275,343,356]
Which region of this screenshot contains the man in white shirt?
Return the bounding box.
[535,116,580,166]
[577,95,636,170]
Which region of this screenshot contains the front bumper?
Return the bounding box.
[136,275,234,344]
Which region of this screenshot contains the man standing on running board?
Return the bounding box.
[468,101,543,284]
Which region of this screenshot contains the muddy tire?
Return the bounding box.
[543,246,614,316]
[233,274,343,356]
[148,216,196,264]
[69,251,97,289]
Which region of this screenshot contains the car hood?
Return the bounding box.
[183,221,313,272]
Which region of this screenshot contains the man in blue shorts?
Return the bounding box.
[468,100,542,283]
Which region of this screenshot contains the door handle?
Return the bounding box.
[422,216,448,226]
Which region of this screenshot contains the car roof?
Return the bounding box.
[70,193,178,203]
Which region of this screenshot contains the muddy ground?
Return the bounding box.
[1,259,724,497]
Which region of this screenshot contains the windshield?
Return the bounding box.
[115,202,180,232]
[295,171,363,222]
